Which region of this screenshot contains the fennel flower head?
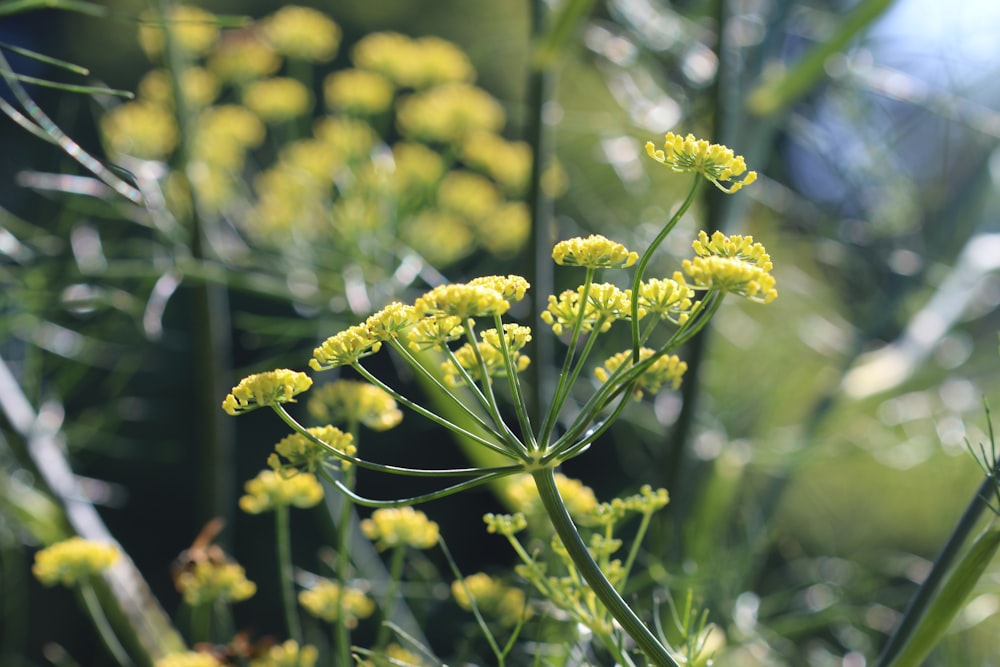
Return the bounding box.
[222,369,313,416]
[646,132,757,193]
[239,470,324,513]
[361,507,440,550]
[32,537,119,587]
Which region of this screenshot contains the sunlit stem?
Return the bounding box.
[78,578,133,667]
[324,467,523,508]
[275,503,302,643]
[492,314,537,450]
[631,177,702,362]
[539,268,596,447]
[621,510,656,584]
[531,467,680,667]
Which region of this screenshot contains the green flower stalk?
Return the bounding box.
[223,132,772,665]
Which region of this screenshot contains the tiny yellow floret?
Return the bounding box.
[552,234,638,269]
[310,324,382,371]
[32,537,119,587]
[269,425,357,473]
[595,348,687,398]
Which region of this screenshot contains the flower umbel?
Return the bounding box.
[175,561,257,606]
[222,369,313,415]
[361,507,440,550]
[595,348,688,398]
[645,132,757,193]
[299,579,376,628]
[552,234,638,269]
[33,537,119,587]
[307,381,403,432]
[269,425,357,473]
[239,470,324,513]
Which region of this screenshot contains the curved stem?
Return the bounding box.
[322,468,523,508]
[631,178,702,362]
[275,504,302,643]
[78,579,133,667]
[531,467,679,666]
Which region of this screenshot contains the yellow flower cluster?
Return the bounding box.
[590,485,670,526]
[483,512,528,536]
[361,507,440,550]
[249,640,319,667]
[222,369,313,415]
[242,77,313,122]
[595,348,687,398]
[307,380,403,432]
[637,277,697,324]
[646,132,758,193]
[352,32,474,89]
[138,5,219,58]
[138,67,220,109]
[397,83,505,144]
[208,31,281,83]
[406,315,465,351]
[324,68,395,115]
[440,330,532,388]
[239,470,324,514]
[461,131,532,194]
[310,324,383,371]
[155,652,223,667]
[552,234,639,269]
[32,537,119,587]
[262,5,341,62]
[360,644,427,667]
[541,283,634,336]
[682,255,778,303]
[268,425,357,473]
[100,102,179,160]
[452,572,529,628]
[414,283,512,319]
[299,579,376,628]
[503,474,598,521]
[175,560,257,606]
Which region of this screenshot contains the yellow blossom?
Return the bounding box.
[193,105,265,170]
[299,579,375,628]
[475,202,531,257]
[155,652,224,667]
[364,302,419,341]
[441,337,530,387]
[239,470,324,514]
[361,507,439,550]
[262,6,341,63]
[406,315,465,351]
[414,283,510,319]
[242,77,313,122]
[483,512,528,536]
[324,68,395,114]
[637,277,696,325]
[645,132,757,193]
[222,369,312,415]
[360,644,426,667]
[452,572,530,627]
[467,275,530,302]
[307,380,403,432]
[310,324,383,371]
[101,101,178,160]
[595,348,687,398]
[269,425,357,473]
[402,210,475,265]
[397,83,504,144]
[32,537,119,587]
[138,5,219,58]
[437,170,501,222]
[175,561,256,606]
[313,116,378,161]
[138,68,219,108]
[207,31,281,83]
[552,234,638,269]
[352,33,473,89]
[391,142,445,199]
[503,474,598,520]
[682,255,778,303]
[461,132,531,194]
[250,640,319,667]
[541,283,633,336]
[692,230,772,268]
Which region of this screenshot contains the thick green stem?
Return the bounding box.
[275,504,302,643]
[531,468,679,666]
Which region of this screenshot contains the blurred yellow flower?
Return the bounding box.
[299,579,375,628]
[452,572,529,627]
[461,132,532,194]
[437,170,501,222]
[32,537,119,587]
[208,31,281,83]
[361,507,439,550]
[503,474,597,520]
[594,348,687,398]
[353,33,473,89]
[242,77,313,122]
[138,68,220,108]
[397,83,504,143]
[239,470,324,514]
[308,380,403,432]
[263,6,341,62]
[250,640,319,667]
[100,101,178,160]
[324,69,395,115]
[175,561,256,606]
[138,5,219,58]
[155,652,223,667]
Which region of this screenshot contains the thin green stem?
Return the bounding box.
[438,537,505,663]
[531,468,679,666]
[275,504,302,643]
[375,545,408,650]
[78,579,133,667]
[621,511,655,585]
[323,468,523,508]
[631,178,702,362]
[335,423,359,667]
[461,319,525,453]
[492,315,536,450]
